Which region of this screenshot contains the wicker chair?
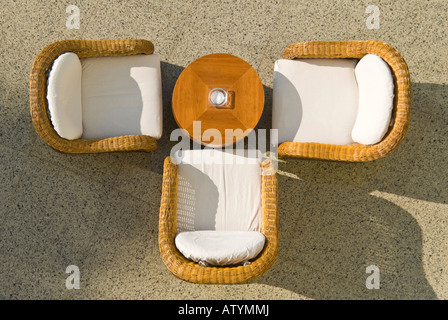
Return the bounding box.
[30,39,159,153]
[276,41,411,161]
[158,155,279,284]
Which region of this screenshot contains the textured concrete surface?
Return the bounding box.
[1,0,447,300]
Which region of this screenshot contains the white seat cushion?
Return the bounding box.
[272,59,359,145]
[175,231,266,266]
[352,54,395,145]
[47,52,83,140]
[174,149,262,232]
[80,54,162,140]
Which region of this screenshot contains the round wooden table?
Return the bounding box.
[172,53,264,147]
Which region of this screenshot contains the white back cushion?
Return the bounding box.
[272,59,359,145]
[352,54,395,145]
[47,52,83,140]
[175,231,265,266]
[80,54,162,140]
[174,149,262,232]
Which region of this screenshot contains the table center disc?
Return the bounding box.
[209,88,227,107]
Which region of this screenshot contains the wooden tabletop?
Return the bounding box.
[172,53,264,147]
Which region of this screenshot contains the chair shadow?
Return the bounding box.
[269,71,303,143]
[176,160,220,232]
[262,179,438,299]
[253,82,446,299]
[160,61,186,141]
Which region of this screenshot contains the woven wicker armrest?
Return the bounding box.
[30,39,158,153]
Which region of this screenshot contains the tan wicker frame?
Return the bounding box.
[159,156,279,284]
[30,39,158,153]
[277,41,411,161]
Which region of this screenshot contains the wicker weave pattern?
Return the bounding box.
[158,156,279,284]
[278,41,411,161]
[30,39,158,153]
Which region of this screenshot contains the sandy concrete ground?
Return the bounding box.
[0,0,447,300]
